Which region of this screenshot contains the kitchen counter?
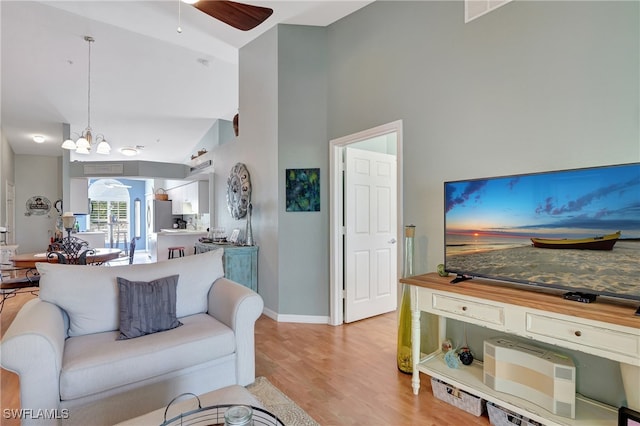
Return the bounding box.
[158,229,208,236]
[154,230,208,261]
[75,231,106,249]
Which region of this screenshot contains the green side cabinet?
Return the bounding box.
[195,242,258,292]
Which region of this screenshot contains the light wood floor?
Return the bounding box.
[1,290,491,425]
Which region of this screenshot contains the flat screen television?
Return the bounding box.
[444,162,640,303]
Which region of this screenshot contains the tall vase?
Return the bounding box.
[397,225,415,374]
[245,203,254,246]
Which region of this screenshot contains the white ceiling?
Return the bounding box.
[1,0,372,164]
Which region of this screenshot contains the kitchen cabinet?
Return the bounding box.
[167,181,209,215]
[195,242,258,291]
[69,178,89,214]
[166,186,182,214]
[401,273,640,426]
[75,231,106,249]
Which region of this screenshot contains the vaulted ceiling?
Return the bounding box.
[1,1,372,164]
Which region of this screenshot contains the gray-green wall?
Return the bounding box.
[213,26,280,313]
[328,0,639,275]
[212,25,330,319]
[225,0,639,319]
[277,25,329,317]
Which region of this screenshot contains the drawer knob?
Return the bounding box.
[574,330,582,337]
[462,306,467,311]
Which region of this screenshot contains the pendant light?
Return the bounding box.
[62,36,111,155]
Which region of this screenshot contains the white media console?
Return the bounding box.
[401,273,640,426]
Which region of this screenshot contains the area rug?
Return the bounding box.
[247,377,319,426]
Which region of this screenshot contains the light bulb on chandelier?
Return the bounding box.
[62,36,113,155]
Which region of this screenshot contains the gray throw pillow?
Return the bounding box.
[117,275,183,340]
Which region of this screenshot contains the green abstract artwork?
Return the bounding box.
[286,168,320,212]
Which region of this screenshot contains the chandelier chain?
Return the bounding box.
[85,36,94,132]
[61,35,114,155]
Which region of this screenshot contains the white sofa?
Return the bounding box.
[0,249,264,426]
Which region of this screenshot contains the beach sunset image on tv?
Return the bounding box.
[444,163,640,301]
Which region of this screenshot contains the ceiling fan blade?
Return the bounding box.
[193,1,273,31]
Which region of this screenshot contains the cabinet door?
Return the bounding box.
[224,248,258,291]
[69,178,89,214]
[167,187,182,214]
[183,182,197,214]
[197,181,209,214]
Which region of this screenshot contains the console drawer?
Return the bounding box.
[526,313,639,358]
[432,294,504,326]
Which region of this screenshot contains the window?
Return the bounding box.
[88,179,131,244]
[89,200,128,233]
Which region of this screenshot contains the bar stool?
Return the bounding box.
[168,246,185,259]
[114,223,129,256]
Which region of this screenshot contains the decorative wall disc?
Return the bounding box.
[227,163,252,220]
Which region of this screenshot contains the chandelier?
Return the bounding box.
[62,36,111,155]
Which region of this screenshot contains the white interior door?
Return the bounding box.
[344,147,397,323]
[6,181,15,244]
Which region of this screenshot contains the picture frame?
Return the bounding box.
[285,168,320,212]
[619,407,640,426]
[229,228,240,244]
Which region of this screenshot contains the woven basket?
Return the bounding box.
[487,402,543,426]
[431,378,485,417]
[155,188,169,201]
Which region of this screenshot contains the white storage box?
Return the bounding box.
[487,402,544,426]
[484,337,575,419]
[431,378,486,416]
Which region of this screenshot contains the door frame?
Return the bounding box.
[329,120,403,326]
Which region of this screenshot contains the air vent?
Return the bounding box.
[190,160,212,173]
[83,163,124,175]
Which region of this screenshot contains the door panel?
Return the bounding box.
[344,147,397,323]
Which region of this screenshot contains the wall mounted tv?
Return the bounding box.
[444,162,640,303]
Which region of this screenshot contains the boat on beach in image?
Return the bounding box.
[530,231,621,250]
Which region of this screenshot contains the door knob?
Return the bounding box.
[388,238,397,244]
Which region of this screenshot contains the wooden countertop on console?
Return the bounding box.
[401,273,640,329]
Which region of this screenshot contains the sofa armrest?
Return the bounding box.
[1,298,67,424]
[208,278,264,386]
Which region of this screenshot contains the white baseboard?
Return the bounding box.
[262,308,330,324]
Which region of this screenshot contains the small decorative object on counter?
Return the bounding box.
[245,203,254,246]
[457,324,474,365]
[444,349,460,369]
[442,339,453,353]
[397,224,415,374]
[437,263,448,277]
[211,227,227,242]
[229,228,240,244]
[458,347,474,365]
